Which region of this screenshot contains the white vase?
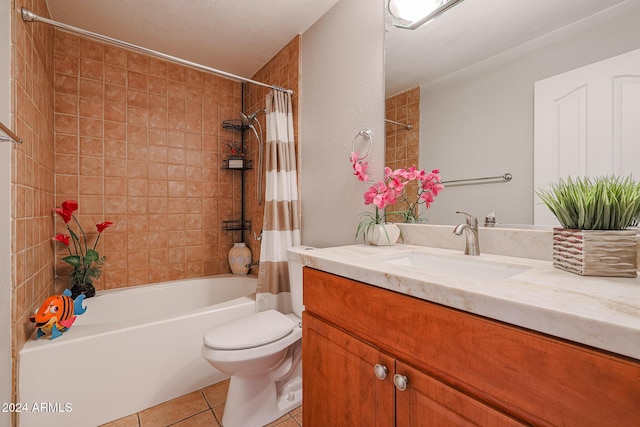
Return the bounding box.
[228,243,252,275]
[366,223,401,246]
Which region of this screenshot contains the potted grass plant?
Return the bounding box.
[536,175,640,277]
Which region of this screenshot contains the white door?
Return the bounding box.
[534,48,640,226]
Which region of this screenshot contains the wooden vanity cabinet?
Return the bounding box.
[303,313,395,426]
[304,313,522,427]
[302,267,640,427]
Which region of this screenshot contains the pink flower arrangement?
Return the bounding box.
[350,152,444,232]
[350,151,370,182]
[381,166,443,221]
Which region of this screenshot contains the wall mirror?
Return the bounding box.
[384,0,640,226]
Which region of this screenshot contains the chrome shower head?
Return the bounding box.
[240,109,265,126]
[239,112,252,127]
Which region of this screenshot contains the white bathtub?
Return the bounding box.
[18,275,257,427]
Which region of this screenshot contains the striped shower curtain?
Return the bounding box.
[256,90,301,313]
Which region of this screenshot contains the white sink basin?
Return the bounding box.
[377,251,530,281]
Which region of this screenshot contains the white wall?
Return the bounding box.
[420,3,640,226]
[0,1,13,425]
[300,0,385,247]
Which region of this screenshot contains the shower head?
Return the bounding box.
[240,109,265,126]
[239,112,252,127]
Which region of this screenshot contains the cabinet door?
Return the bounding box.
[395,362,525,427]
[302,312,395,427]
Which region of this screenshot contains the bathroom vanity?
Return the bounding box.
[296,244,640,426]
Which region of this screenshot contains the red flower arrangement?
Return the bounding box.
[53,200,112,298]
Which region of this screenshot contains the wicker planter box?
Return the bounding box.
[552,228,638,277]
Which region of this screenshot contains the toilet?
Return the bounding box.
[201,246,309,427]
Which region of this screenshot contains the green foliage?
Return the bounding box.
[387,205,426,223]
[62,255,81,268]
[64,252,104,285]
[355,208,403,244]
[355,210,384,244]
[536,176,640,230]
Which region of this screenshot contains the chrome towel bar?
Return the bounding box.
[385,119,413,130]
[442,173,512,187]
[0,122,22,144]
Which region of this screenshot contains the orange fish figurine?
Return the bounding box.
[29,289,87,340]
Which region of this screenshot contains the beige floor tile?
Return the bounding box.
[292,407,303,426]
[128,384,303,427]
[170,410,220,427]
[138,391,209,427]
[289,406,302,417]
[211,403,224,423]
[99,413,139,427]
[270,418,300,427]
[265,414,294,426]
[201,379,229,408]
[209,401,301,427]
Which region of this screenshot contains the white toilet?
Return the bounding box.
[201,246,309,427]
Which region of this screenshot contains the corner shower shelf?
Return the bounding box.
[222,119,249,132]
[222,159,253,170]
[222,220,251,231]
[221,116,251,234]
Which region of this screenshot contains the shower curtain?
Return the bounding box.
[256,90,301,313]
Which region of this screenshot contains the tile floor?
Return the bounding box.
[99,379,302,427]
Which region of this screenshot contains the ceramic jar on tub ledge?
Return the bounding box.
[228,242,252,275]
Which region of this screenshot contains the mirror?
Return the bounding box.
[385,0,640,226]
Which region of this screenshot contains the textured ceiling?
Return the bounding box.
[45,0,340,79]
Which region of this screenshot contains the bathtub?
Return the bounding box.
[18,275,257,427]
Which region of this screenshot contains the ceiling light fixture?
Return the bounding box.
[388,0,465,30]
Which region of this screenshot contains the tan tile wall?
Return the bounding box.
[52,30,246,291]
[385,86,420,218]
[243,36,300,261]
[11,0,56,403]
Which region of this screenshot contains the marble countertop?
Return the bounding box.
[290,244,640,360]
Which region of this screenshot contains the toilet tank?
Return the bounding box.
[287,246,314,317]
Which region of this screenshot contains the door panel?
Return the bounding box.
[534,47,640,225]
[395,362,524,427]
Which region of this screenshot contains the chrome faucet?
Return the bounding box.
[453,211,480,256]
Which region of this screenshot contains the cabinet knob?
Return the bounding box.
[393,374,408,391]
[373,364,388,380]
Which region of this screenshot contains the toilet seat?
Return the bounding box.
[204,310,295,350]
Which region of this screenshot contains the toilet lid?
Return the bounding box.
[203,310,296,350]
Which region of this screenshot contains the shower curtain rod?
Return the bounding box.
[20,8,294,95]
